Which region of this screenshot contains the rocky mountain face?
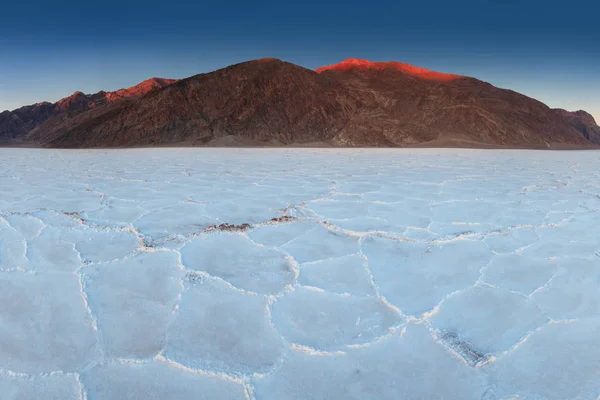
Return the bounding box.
[0,78,177,142]
[28,59,355,147]
[0,102,55,140]
[2,58,599,148]
[316,58,462,82]
[553,109,600,145]
[317,59,592,148]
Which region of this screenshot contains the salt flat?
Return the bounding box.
[0,148,599,400]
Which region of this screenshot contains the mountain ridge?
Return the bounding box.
[2,58,599,148]
[316,58,461,82]
[0,77,178,142]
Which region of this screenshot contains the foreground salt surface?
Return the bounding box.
[0,149,599,400]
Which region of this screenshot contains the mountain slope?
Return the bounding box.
[0,78,177,142]
[316,60,590,147]
[3,58,599,148]
[316,58,462,82]
[553,109,600,145]
[29,59,356,147]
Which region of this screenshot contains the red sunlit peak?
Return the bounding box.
[315,58,461,82]
[104,78,179,102]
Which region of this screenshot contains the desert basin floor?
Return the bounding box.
[0,148,599,400]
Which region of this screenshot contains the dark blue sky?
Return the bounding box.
[1,0,598,121]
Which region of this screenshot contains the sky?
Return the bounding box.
[1,0,599,122]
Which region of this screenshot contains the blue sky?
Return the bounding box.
[1,0,598,122]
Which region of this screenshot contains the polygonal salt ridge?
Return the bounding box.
[482,253,559,296]
[137,213,300,249]
[427,220,502,239]
[270,285,403,351]
[328,191,365,201]
[280,223,361,264]
[201,215,298,234]
[429,284,548,361]
[14,209,128,240]
[12,212,146,271]
[253,323,486,400]
[361,236,492,317]
[82,251,184,359]
[483,318,600,400]
[133,202,218,239]
[24,227,82,273]
[316,215,394,236]
[298,253,376,296]
[424,222,550,246]
[335,180,383,194]
[0,370,84,400]
[144,215,297,247]
[361,189,431,203]
[0,271,101,374]
[0,223,30,271]
[578,200,600,216]
[1,214,46,239]
[429,327,496,368]
[82,197,147,228]
[65,228,139,264]
[483,226,539,254]
[281,204,319,220]
[181,232,297,295]
[530,258,600,320]
[247,219,316,249]
[203,198,286,226]
[164,277,286,376]
[81,357,249,400]
[29,210,87,228]
[141,232,189,250]
[303,198,371,220]
[367,199,432,228]
[521,221,600,260]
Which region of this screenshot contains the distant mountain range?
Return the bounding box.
[1,58,598,148]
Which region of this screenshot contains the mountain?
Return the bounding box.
[0,78,177,142]
[553,109,600,145]
[316,58,461,82]
[315,59,592,148]
[28,59,354,147]
[2,58,599,148]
